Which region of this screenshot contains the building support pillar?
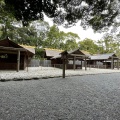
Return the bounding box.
[81,60,82,69]
[117,59,119,70]
[85,57,87,70]
[73,56,76,70]
[111,57,114,69]
[63,59,66,78]
[17,50,20,72]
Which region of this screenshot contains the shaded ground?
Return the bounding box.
[0,73,120,120]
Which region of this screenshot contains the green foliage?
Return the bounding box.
[0,20,50,48]
[0,0,15,24]
[97,34,120,57]
[97,40,104,54]
[43,25,80,50]
[63,32,79,50]
[78,38,98,54]
[0,0,17,39]
[43,25,62,49]
[35,48,45,59]
[0,18,16,39]
[4,0,119,30]
[13,26,38,46]
[64,39,78,51]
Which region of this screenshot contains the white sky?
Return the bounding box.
[44,15,104,42]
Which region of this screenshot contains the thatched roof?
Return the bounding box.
[81,50,91,56]
[68,48,84,54]
[0,38,35,55]
[20,45,35,54]
[44,48,63,57]
[51,48,89,59]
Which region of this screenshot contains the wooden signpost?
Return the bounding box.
[60,51,68,78]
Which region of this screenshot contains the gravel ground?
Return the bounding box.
[0,73,120,120]
[0,67,120,81]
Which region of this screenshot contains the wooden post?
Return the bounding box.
[105,60,106,69]
[85,57,87,70]
[113,59,114,69]
[81,60,82,69]
[111,57,114,69]
[73,56,76,70]
[61,50,68,78]
[117,59,119,70]
[63,59,65,78]
[17,50,20,72]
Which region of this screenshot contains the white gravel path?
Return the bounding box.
[1,73,120,119]
[0,66,120,81]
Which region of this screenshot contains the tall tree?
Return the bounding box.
[97,39,104,54]
[64,39,78,51]
[102,34,118,53]
[78,38,98,54]
[0,0,17,38]
[0,20,50,48]
[30,20,50,41]
[30,20,50,47]
[0,18,17,39]
[43,25,61,48]
[43,25,66,49]
[64,32,79,50]
[43,26,80,50]
[97,33,120,55]
[4,0,119,30]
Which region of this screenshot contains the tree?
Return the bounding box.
[0,0,14,20]
[4,0,119,30]
[43,25,62,49]
[43,25,80,50]
[0,20,50,49]
[64,39,78,51]
[0,18,17,39]
[78,38,98,54]
[35,48,45,59]
[97,39,104,54]
[97,33,120,56]
[0,0,17,39]
[102,34,119,53]
[30,20,50,43]
[64,32,79,50]
[43,25,67,49]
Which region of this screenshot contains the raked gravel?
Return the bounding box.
[1,73,120,119]
[0,66,120,81]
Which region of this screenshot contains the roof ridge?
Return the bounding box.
[44,48,63,51]
[19,44,35,48]
[93,53,114,56]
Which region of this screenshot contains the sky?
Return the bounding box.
[44,15,104,42]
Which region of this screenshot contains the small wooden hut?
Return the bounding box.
[0,37,35,71]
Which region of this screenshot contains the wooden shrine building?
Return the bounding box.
[51,48,90,70]
[44,48,63,60]
[0,37,35,71]
[88,53,119,69]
